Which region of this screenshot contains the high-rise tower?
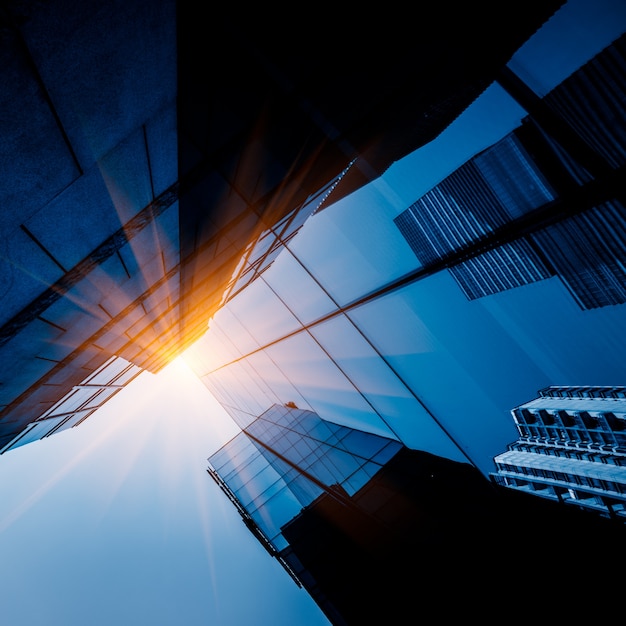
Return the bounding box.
[491,385,626,521]
[208,403,626,623]
[395,33,626,310]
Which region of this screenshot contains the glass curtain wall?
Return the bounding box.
[186,7,626,479]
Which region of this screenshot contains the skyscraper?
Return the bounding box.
[393,133,556,300]
[186,20,626,481]
[207,401,626,623]
[207,404,493,623]
[181,7,626,620]
[491,385,626,521]
[394,32,626,310]
[0,356,142,453]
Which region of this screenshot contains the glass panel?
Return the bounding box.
[264,332,394,437]
[224,277,301,349]
[248,487,304,549]
[81,387,119,409]
[47,388,93,414]
[243,350,314,413]
[4,418,65,451]
[232,463,282,507]
[287,183,419,306]
[349,281,525,476]
[338,429,393,461]
[262,250,337,324]
[48,409,95,433]
[208,306,260,357]
[83,356,125,385]
[185,316,244,373]
[311,314,466,461]
[344,467,374,496]
[110,364,143,386]
[208,432,254,471]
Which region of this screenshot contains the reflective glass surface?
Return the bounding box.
[189,14,626,481]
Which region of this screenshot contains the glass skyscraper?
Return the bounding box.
[394,133,556,300]
[395,33,626,310]
[206,402,626,623]
[181,11,626,621]
[187,29,626,479]
[206,404,502,624]
[0,356,142,453]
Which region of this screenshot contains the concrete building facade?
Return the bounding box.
[491,385,626,521]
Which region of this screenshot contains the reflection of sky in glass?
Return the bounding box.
[1,356,142,453]
[209,405,406,551]
[188,1,626,481]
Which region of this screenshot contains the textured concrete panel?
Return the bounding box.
[0,322,63,404]
[96,127,153,226]
[145,102,178,196]
[17,0,176,169]
[0,227,65,326]
[0,21,80,229]
[24,165,124,270]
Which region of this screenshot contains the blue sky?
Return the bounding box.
[0,358,331,626]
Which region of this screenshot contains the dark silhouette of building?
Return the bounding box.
[208,404,626,624]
